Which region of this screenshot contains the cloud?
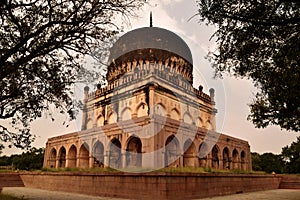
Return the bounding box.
[160,0,185,5]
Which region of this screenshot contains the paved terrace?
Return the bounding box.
[2,187,300,200]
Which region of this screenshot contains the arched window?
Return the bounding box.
[170,108,180,121]
[107,112,116,124]
[137,103,148,117]
[121,107,132,121]
[86,118,93,129]
[183,113,193,124]
[97,115,104,127]
[196,117,203,128]
[206,120,213,130]
[155,103,166,117]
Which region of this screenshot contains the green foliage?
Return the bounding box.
[251,152,262,171]
[12,147,44,170]
[0,0,146,149]
[251,152,284,173]
[197,0,300,132]
[0,147,44,170]
[0,155,12,166]
[260,153,283,173]
[281,136,300,173]
[252,137,300,174]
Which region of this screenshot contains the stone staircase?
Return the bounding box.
[0,173,24,187]
[279,175,300,189]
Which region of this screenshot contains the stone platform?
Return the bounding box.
[19,172,281,199]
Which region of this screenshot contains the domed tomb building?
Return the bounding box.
[43,23,252,171]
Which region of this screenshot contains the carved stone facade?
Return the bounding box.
[43,26,252,171]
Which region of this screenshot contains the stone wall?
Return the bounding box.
[20,172,281,199]
[279,175,300,189]
[0,173,24,187]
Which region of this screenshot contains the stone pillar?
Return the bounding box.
[207,155,212,168]
[76,153,80,168]
[141,137,153,168]
[89,155,94,168]
[65,156,69,168]
[43,143,49,168]
[81,86,89,130]
[55,156,59,169]
[122,152,127,169]
[104,151,110,168]
[149,85,155,116]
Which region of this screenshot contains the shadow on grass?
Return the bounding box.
[0,193,27,200]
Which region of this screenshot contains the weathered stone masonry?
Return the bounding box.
[43,26,252,171]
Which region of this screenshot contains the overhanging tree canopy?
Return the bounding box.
[197,0,300,131]
[0,0,146,149]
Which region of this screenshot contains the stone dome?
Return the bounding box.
[108,27,193,65]
[107,27,193,83]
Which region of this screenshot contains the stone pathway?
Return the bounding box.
[2,187,300,200]
[201,189,300,200]
[1,187,128,200]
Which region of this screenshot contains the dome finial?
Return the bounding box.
[150,11,153,27]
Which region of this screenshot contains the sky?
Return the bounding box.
[2,0,299,155]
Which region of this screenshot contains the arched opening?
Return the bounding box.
[196,117,203,128]
[155,103,166,117]
[93,141,104,167]
[165,135,179,167]
[170,108,180,121]
[58,147,66,168]
[198,142,209,168]
[183,113,193,124]
[48,148,56,168]
[68,145,77,168]
[206,120,212,130]
[121,107,131,121]
[137,103,148,117]
[79,144,89,169]
[223,147,230,170]
[211,145,219,169]
[232,149,239,169]
[86,119,93,129]
[97,115,104,127]
[126,137,142,167]
[241,150,246,170]
[183,139,196,167]
[107,112,116,124]
[109,139,122,168]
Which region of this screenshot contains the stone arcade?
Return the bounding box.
[43,23,252,171]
